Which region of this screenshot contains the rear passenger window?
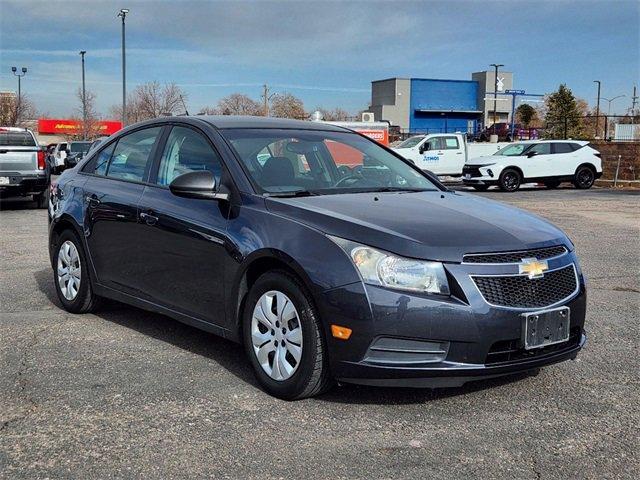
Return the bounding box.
[552,143,574,154]
[156,127,223,186]
[106,127,161,182]
[443,137,460,149]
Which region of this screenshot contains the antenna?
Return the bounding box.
[179,94,189,116]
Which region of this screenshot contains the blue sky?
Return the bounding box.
[1,0,638,118]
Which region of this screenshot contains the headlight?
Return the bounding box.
[330,237,450,295]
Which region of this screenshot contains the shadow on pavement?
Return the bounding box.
[0,197,42,211]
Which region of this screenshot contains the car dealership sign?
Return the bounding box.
[38,119,122,135]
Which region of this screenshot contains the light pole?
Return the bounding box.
[79,51,87,139]
[593,80,601,137]
[601,95,626,116]
[117,8,129,126]
[11,66,27,124]
[489,63,504,137]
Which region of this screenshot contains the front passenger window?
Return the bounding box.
[106,127,162,182]
[156,127,223,186]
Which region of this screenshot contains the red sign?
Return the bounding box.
[352,128,389,145]
[38,118,122,136]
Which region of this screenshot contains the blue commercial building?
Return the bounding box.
[369,72,514,134]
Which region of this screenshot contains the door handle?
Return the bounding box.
[140,211,158,225]
[85,195,100,208]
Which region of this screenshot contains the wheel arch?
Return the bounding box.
[501,165,524,179]
[49,214,84,267]
[575,162,597,175]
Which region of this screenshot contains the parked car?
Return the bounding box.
[0,127,49,207]
[392,133,510,176]
[462,140,603,192]
[88,136,109,153]
[52,142,68,174]
[64,141,93,169]
[49,116,587,399]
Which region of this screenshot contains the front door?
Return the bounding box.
[82,126,163,295]
[520,142,552,179]
[135,125,229,326]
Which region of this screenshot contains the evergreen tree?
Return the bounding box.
[544,84,585,139]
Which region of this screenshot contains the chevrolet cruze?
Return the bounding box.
[49,116,587,399]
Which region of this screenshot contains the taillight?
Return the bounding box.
[37,150,46,170]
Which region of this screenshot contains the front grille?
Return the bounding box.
[485,327,581,365]
[472,264,578,308]
[462,165,482,178]
[463,245,568,264]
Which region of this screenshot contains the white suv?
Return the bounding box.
[462,140,602,192]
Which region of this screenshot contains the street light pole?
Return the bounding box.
[11,66,27,125]
[593,80,601,137]
[79,51,87,139]
[489,64,504,137]
[601,95,626,116]
[117,9,129,126]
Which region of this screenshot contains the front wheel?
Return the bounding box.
[573,166,595,189]
[499,168,521,192]
[242,271,332,400]
[53,230,101,313]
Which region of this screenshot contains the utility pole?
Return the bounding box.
[593,80,601,138]
[11,66,27,125]
[489,64,504,137]
[79,51,87,139]
[631,85,638,117]
[262,84,278,117]
[117,8,129,126]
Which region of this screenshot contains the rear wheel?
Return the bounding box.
[499,169,521,192]
[242,270,332,400]
[33,191,47,209]
[53,230,101,313]
[472,184,490,192]
[573,166,595,189]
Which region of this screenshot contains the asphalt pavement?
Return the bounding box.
[1,186,639,479]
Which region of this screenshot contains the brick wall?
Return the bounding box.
[591,141,639,180]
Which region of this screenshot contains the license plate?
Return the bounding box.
[0,176,9,185]
[464,174,471,179]
[523,307,570,350]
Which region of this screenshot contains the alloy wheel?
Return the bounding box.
[57,240,81,300]
[251,290,303,381]
[503,172,519,191]
[577,168,594,188]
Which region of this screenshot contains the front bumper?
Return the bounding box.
[319,252,587,388]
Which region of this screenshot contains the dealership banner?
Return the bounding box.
[38,119,122,136]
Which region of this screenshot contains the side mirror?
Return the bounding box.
[526,151,538,158]
[169,171,229,201]
[419,143,430,154]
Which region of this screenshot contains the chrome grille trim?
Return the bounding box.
[462,245,568,265]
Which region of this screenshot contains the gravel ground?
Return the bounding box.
[1,186,639,479]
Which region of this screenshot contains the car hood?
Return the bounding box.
[266,191,570,262]
[466,155,505,165]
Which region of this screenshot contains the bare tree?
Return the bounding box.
[109,81,187,123]
[73,87,103,139]
[0,92,37,127]
[271,93,306,119]
[315,107,351,121]
[200,93,263,116]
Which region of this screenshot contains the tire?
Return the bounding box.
[472,185,490,192]
[573,166,595,189]
[498,168,521,192]
[544,181,561,189]
[242,270,332,400]
[33,191,47,209]
[52,230,101,314]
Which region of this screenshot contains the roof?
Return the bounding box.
[197,115,348,132]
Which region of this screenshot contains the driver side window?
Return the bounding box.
[528,143,551,156]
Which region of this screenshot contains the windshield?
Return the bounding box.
[495,143,532,156]
[70,142,91,153]
[395,136,425,149]
[223,129,439,195]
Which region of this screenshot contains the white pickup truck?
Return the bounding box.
[392,133,511,176]
[0,127,49,208]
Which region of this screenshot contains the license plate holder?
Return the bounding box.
[522,307,570,350]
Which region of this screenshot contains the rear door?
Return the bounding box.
[437,135,465,175]
[81,126,164,295]
[135,124,229,326]
[550,142,578,176]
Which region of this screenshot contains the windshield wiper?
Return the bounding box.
[264,189,320,198]
[363,187,434,193]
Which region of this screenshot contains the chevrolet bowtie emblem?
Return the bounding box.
[519,257,549,279]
